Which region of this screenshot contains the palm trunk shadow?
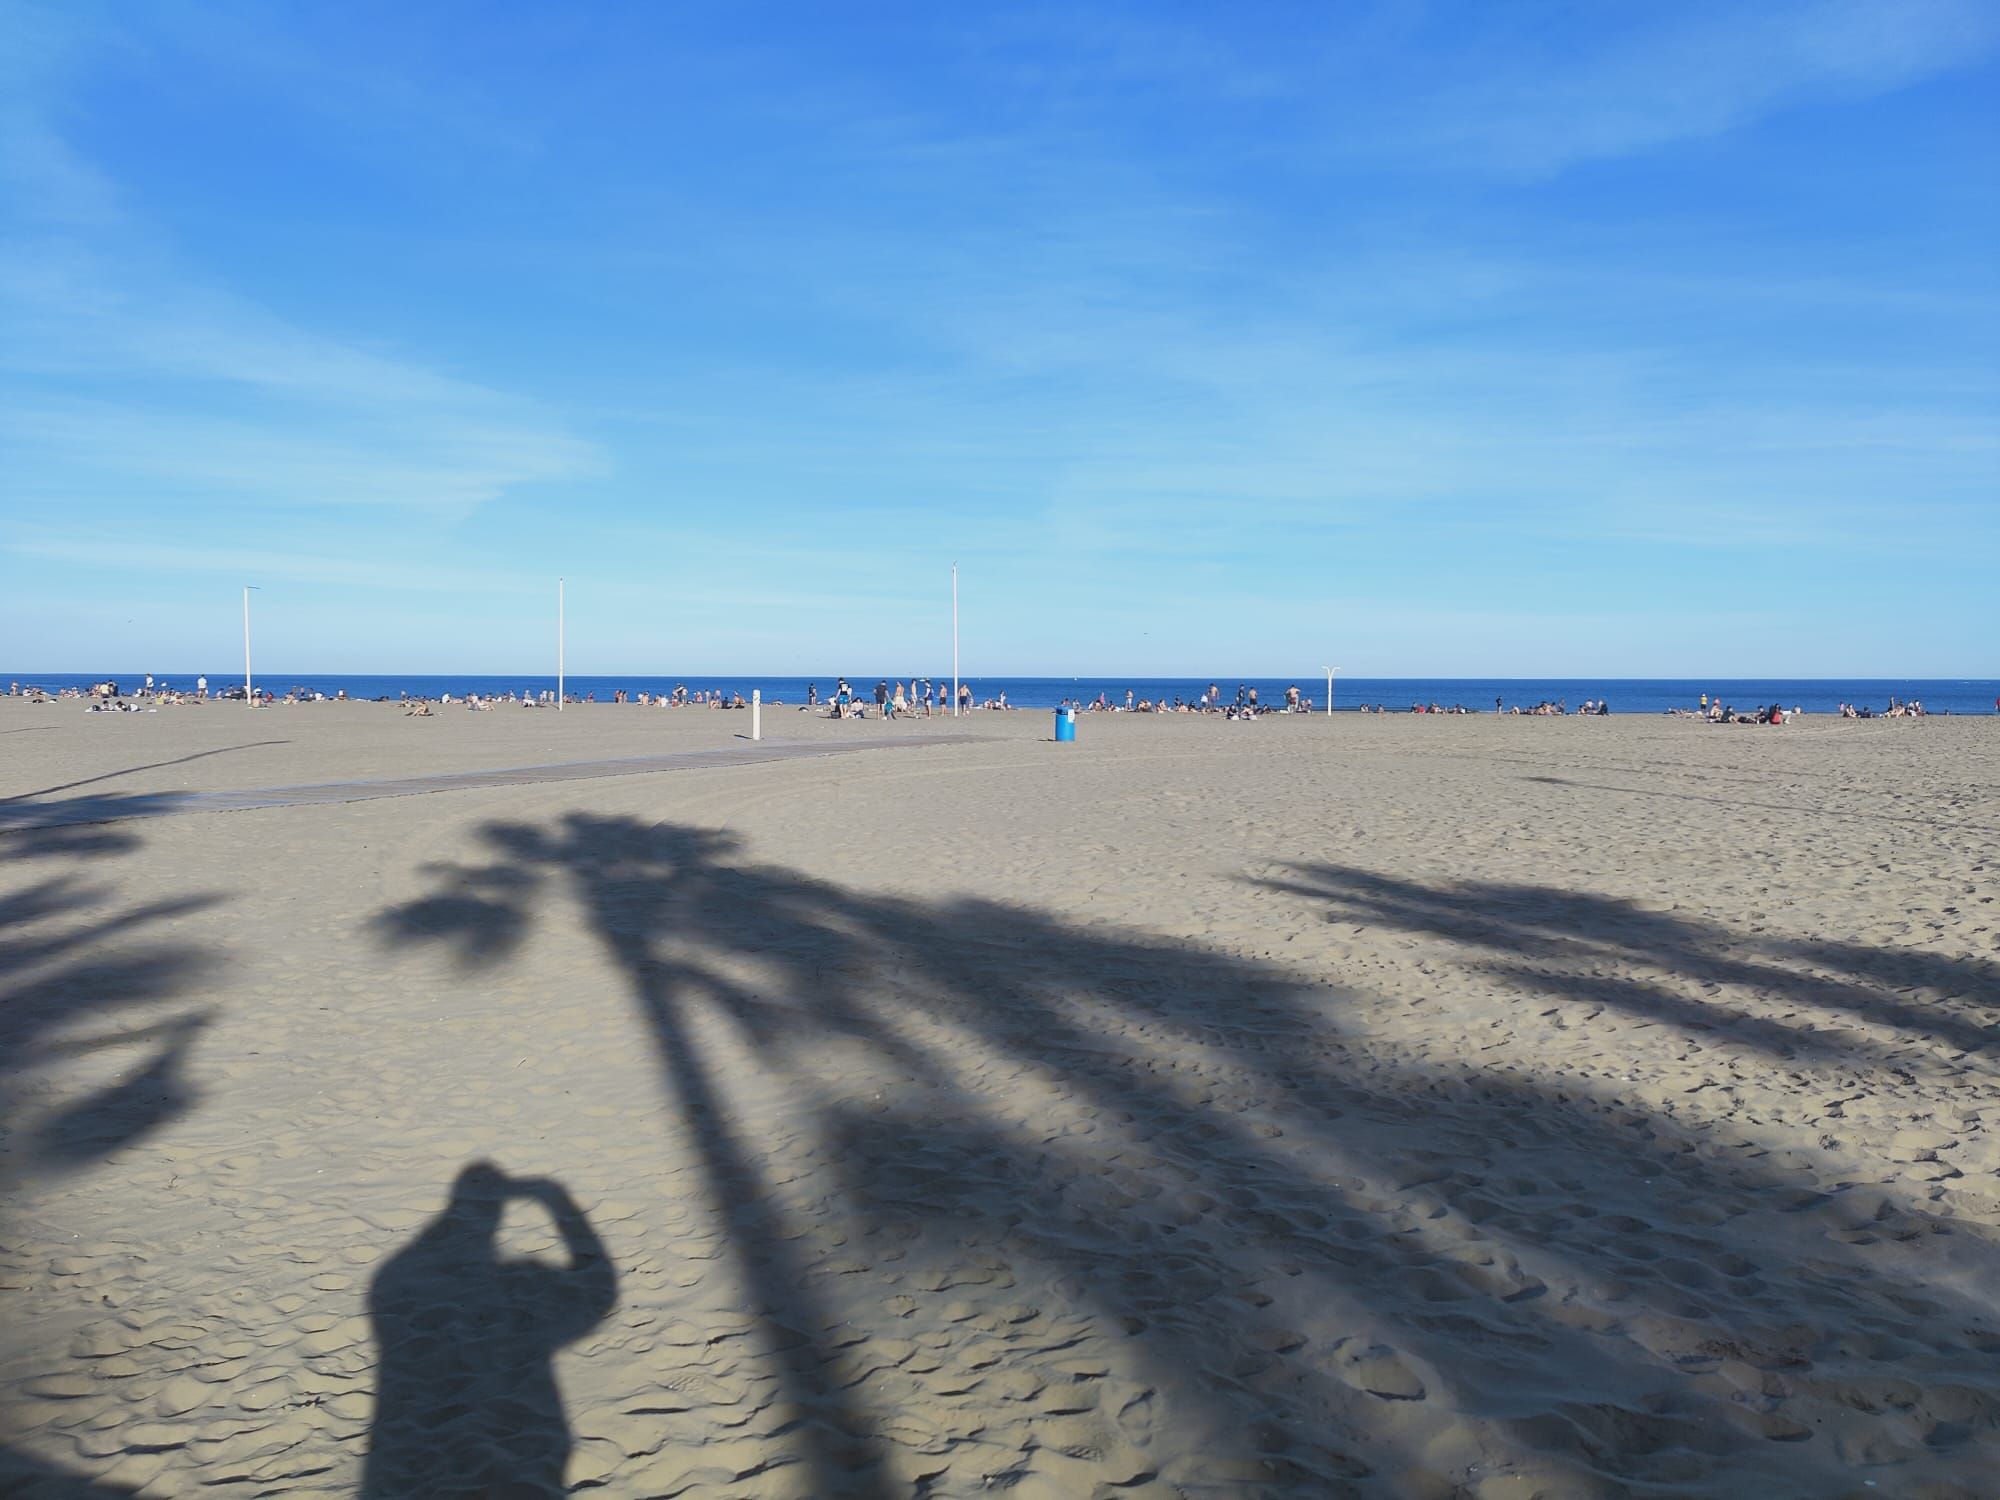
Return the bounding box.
[372,818,2000,1496]
[588,912,892,1494]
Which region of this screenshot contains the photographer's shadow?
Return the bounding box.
[363,1163,616,1499]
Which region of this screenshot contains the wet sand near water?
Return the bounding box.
[2,699,1997,1497]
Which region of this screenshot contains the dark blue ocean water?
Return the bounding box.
[9,673,1997,715]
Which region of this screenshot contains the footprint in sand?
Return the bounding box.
[1330,1340,1427,1401]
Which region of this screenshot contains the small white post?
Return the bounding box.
[951,562,959,718]
[1325,666,1336,717]
[557,577,565,711]
[751,689,761,741]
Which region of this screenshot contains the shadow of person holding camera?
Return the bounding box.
[362,1162,616,1498]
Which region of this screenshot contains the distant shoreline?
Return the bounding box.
[9,672,1997,717]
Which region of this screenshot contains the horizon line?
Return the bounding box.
[8,670,1995,683]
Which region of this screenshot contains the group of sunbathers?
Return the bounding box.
[603,687,749,707]
[1670,701,1800,723]
[1837,698,1924,718]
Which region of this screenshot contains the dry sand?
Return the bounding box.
[2,698,1996,1498]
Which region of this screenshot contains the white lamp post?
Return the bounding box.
[243,585,260,706]
[1325,665,1337,717]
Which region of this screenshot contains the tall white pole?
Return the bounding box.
[243,585,256,707]
[557,577,565,712]
[1325,666,1335,717]
[951,563,959,718]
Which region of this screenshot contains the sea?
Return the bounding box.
[9,674,1998,716]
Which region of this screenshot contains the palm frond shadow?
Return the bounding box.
[1252,864,2000,1062]
[374,818,2000,1496]
[1,862,222,1186]
[1,827,226,1476]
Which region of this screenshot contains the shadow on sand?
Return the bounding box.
[1252,862,2000,1063]
[368,818,2000,1497]
[363,1163,616,1499]
[0,831,222,1184]
[0,823,225,1494]
[0,740,291,805]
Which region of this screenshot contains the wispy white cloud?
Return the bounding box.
[3,395,595,513]
[0,1,126,222]
[977,1,1998,175]
[0,3,598,518]
[0,531,540,593]
[1366,0,2000,174]
[0,266,601,518]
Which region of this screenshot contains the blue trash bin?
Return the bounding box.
[1054,706,1077,742]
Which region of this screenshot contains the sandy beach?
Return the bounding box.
[2,699,1996,1498]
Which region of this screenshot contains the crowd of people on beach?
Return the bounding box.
[1054,683,1321,717]
[12,675,232,708]
[811,678,972,718]
[10,678,1642,723]
[11,679,1979,720]
[1349,698,1611,715]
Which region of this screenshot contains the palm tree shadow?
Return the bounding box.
[362,1162,616,1499]
[374,818,2000,1496]
[0,1445,142,1495]
[0,739,292,803]
[1250,863,2000,1060]
[1,827,227,1491]
[379,821,895,1494]
[29,1007,213,1165]
[1,864,223,1185]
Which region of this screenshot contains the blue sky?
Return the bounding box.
[2,0,1995,676]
